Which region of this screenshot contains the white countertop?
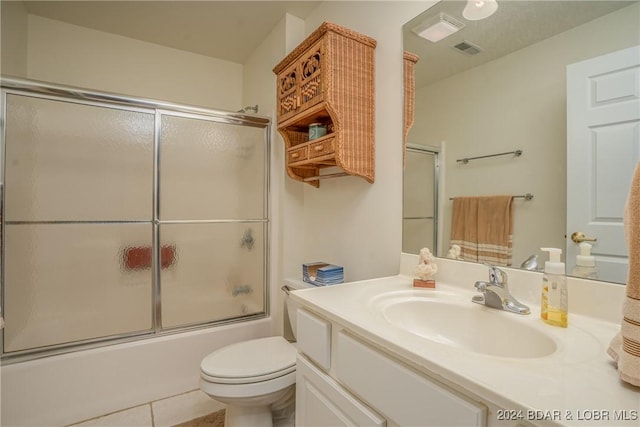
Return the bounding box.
[288,271,640,427]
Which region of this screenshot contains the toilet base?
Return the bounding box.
[225,403,273,427]
[202,383,295,427]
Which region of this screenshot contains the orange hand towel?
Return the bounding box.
[608,161,640,387]
[450,195,514,266]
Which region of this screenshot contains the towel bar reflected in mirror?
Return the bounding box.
[449,193,534,201]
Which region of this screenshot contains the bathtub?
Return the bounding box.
[1,317,273,426]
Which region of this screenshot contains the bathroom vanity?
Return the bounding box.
[287,255,639,427]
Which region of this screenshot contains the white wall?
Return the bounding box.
[0,0,29,183]
[26,15,243,111]
[410,3,640,266]
[0,0,28,77]
[242,13,307,337]
[295,1,437,282]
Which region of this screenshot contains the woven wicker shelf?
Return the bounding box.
[273,22,376,187]
[403,51,419,167]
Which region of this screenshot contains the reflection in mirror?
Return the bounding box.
[403,145,439,255]
[403,0,640,284]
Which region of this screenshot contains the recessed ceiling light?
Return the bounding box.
[463,0,499,21]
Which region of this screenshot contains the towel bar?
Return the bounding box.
[449,193,534,201]
[303,172,349,182]
[457,149,522,164]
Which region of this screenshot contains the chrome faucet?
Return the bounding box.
[472,264,531,315]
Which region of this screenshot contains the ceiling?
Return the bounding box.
[20,0,321,63]
[17,1,638,82]
[403,0,638,88]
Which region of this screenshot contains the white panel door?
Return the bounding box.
[567,45,640,283]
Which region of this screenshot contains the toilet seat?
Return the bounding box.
[200,336,297,385]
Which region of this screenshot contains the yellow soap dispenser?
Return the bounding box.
[540,248,567,327]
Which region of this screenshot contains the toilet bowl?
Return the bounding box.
[199,280,311,427]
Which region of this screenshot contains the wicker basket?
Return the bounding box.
[273,22,376,187]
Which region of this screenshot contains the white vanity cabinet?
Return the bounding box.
[296,308,386,426]
[296,308,488,427]
[296,355,387,427]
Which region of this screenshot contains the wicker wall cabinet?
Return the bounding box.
[403,51,419,167]
[273,22,377,187]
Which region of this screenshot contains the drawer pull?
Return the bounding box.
[292,152,300,159]
[314,145,324,151]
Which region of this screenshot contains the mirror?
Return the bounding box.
[403,0,640,284]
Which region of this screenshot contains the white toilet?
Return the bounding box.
[199,280,311,427]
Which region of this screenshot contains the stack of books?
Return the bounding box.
[303,262,344,286]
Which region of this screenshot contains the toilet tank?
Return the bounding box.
[283,279,314,340]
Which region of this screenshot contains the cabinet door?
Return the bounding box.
[298,39,325,113]
[296,355,386,427]
[276,60,300,122]
[336,332,486,427]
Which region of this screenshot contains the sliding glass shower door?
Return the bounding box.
[158,114,267,329]
[3,94,155,353]
[1,83,269,359]
[403,146,439,255]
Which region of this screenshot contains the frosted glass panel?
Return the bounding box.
[4,94,154,221]
[160,222,265,328]
[403,218,435,255]
[403,149,437,254]
[403,150,435,218]
[3,223,153,353]
[160,115,266,220]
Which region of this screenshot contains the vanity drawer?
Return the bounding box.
[288,146,308,163]
[297,309,331,370]
[309,137,335,158]
[336,332,486,426]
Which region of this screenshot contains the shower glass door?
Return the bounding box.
[3,94,155,353]
[403,145,439,254]
[158,113,267,329]
[1,84,269,360]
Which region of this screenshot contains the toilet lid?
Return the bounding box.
[200,336,297,384]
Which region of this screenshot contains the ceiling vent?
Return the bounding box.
[452,41,483,56]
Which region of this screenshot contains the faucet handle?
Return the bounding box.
[474,281,489,292]
[483,263,508,286]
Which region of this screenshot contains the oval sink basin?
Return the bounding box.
[376,295,557,359]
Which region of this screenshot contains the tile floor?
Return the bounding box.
[67,390,225,427]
